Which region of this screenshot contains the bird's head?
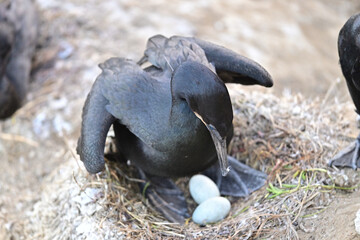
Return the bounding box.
[171,61,233,176]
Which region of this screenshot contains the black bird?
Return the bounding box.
[77,35,273,222]
[0,0,37,119]
[329,13,360,169]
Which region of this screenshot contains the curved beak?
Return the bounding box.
[206,124,230,176]
[194,112,230,176]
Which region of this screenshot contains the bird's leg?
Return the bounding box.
[203,156,267,197]
[328,134,360,169]
[137,169,189,223]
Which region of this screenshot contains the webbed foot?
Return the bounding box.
[203,156,267,197]
[328,136,360,169]
[137,169,189,223]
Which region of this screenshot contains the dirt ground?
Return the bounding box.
[1,0,360,239]
[298,190,360,240]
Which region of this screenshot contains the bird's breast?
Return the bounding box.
[118,113,218,177]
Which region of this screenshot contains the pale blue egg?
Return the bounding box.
[192,197,231,225]
[189,174,220,204]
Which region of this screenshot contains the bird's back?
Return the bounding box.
[144,35,215,76]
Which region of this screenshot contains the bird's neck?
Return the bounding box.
[169,98,199,129]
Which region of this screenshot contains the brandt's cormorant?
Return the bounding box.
[329,13,360,169]
[0,0,37,119]
[77,35,273,223]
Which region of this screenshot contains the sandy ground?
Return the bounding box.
[298,190,360,240]
[1,0,360,239]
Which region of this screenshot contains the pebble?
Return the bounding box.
[192,197,231,225]
[189,174,220,204]
[330,169,360,189]
[355,209,360,235]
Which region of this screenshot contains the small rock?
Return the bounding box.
[192,197,231,225]
[85,204,97,216]
[292,106,301,115]
[57,41,74,59]
[189,174,220,204]
[355,209,360,235]
[330,169,360,189]
[76,221,91,234]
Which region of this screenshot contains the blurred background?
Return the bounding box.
[37,0,360,97]
[1,0,360,238]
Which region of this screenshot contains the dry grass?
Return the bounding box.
[24,86,359,240]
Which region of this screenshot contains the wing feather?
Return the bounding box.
[98,58,171,148]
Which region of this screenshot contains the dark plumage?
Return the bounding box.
[77,35,273,222]
[0,0,37,119]
[329,13,360,169]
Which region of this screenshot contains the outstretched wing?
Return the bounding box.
[77,57,171,174]
[185,37,273,87]
[99,58,171,148]
[140,35,272,87]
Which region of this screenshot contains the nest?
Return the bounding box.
[24,87,359,239]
